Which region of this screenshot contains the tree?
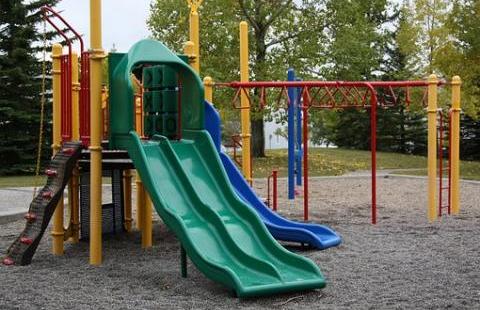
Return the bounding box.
[0,0,61,175]
[148,0,328,157]
[438,0,480,118]
[398,0,452,76]
[309,0,390,149]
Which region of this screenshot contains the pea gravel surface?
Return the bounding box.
[1,176,479,309]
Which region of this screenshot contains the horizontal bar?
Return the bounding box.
[218,80,443,89]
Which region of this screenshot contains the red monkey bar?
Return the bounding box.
[217,80,441,224]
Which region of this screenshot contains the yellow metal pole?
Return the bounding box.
[135,97,143,136]
[450,76,461,215]
[204,76,213,102]
[70,52,80,243]
[188,0,201,73]
[427,74,438,221]
[142,192,153,248]
[135,174,145,230]
[51,43,64,255]
[89,0,104,265]
[183,41,196,69]
[123,170,133,232]
[239,21,252,184]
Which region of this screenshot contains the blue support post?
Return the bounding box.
[296,78,303,186]
[287,69,296,200]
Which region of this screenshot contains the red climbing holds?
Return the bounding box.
[42,191,53,199]
[45,169,58,177]
[24,213,37,222]
[20,237,33,245]
[2,257,14,266]
[62,147,75,155]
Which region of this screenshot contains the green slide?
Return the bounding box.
[127,131,325,297]
[108,39,326,297]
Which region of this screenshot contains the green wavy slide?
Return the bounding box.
[109,39,326,297]
[127,130,325,297]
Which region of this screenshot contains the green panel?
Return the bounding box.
[161,90,178,113]
[125,130,326,297]
[144,114,163,138]
[163,113,178,137]
[143,91,161,113]
[142,65,178,89]
[144,90,178,114]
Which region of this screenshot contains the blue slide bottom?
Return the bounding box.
[204,101,341,250]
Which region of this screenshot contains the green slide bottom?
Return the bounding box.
[126,130,325,297]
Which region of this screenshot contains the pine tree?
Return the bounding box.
[0,0,60,175]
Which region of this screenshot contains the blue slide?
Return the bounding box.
[204,101,341,250]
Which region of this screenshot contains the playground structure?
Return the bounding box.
[1,0,462,298]
[2,1,341,297]
[205,21,462,225]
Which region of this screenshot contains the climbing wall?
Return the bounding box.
[2,142,83,266]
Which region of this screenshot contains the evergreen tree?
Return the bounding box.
[0,0,60,175]
[460,115,480,161]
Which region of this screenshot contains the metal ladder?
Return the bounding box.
[437,109,452,216]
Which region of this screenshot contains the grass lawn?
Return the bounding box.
[251,148,480,180]
[0,176,47,188]
[0,176,112,188]
[1,148,479,188]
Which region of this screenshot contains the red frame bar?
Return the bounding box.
[217,80,439,224]
[60,55,72,140]
[223,80,435,89]
[302,90,309,221]
[267,170,278,211]
[42,6,89,145]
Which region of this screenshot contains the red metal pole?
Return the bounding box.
[272,170,278,212]
[177,79,182,140]
[302,91,309,222]
[267,173,271,207]
[61,56,66,142]
[67,54,72,140]
[438,111,444,217]
[448,110,452,215]
[369,85,378,224]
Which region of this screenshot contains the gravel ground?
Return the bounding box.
[1,176,479,309]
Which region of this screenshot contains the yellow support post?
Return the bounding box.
[51,43,64,255]
[135,96,143,136]
[136,174,145,230]
[450,76,461,215]
[183,41,196,69]
[70,52,80,243]
[187,0,202,73]
[239,21,252,185]
[123,170,133,232]
[427,74,438,221]
[204,76,213,102]
[142,192,153,249]
[89,0,104,265]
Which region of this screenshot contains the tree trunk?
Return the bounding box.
[251,118,265,157]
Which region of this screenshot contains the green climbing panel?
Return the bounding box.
[142,65,179,139]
